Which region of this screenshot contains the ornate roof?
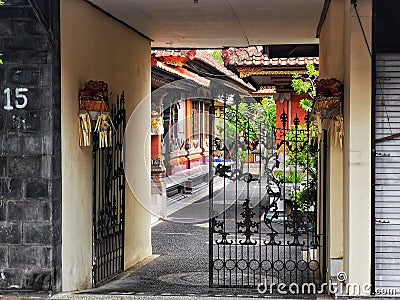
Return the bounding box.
[222,46,319,67]
[152,57,211,88]
[151,49,256,92]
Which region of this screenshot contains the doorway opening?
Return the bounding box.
[89,46,325,296]
[149,47,325,294]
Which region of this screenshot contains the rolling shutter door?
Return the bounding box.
[375,53,400,294]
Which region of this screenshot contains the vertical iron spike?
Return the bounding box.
[116,94,119,113]
[121,91,125,104]
[304,112,309,122]
[294,113,300,126]
[280,109,288,129]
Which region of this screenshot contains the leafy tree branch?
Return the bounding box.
[292,64,319,113]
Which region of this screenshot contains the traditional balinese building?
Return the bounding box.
[2,0,398,295]
[150,49,255,216]
[222,46,320,129]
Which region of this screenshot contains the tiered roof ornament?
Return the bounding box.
[222,46,319,68]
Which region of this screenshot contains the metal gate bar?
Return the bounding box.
[209,96,324,290]
[92,93,126,287]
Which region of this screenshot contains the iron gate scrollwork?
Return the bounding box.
[209,98,325,290]
[92,93,126,287]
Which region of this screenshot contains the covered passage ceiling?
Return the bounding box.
[87,0,326,48]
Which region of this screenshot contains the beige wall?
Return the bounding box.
[319,0,345,266]
[319,0,372,293]
[61,0,152,291]
[319,0,345,81]
[343,0,372,293]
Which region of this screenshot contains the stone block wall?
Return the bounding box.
[0,0,61,291]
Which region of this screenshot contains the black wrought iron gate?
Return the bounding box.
[209,98,325,290]
[92,94,126,287]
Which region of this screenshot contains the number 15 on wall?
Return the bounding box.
[3,87,29,110]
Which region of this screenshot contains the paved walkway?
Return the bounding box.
[0,178,329,300]
[65,219,318,299]
[66,179,317,299]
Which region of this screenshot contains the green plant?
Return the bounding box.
[280,123,318,211]
[274,170,284,182]
[284,170,305,184]
[284,124,318,169]
[286,63,319,211]
[299,98,313,112]
[286,125,318,211]
[274,170,304,184]
[216,96,276,142]
[211,49,224,64]
[291,64,318,99]
[295,178,317,212]
[250,96,277,129]
[237,150,250,163]
[293,171,318,213]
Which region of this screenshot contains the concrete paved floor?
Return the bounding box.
[69,181,320,299]
[57,218,320,297]
[0,179,329,300]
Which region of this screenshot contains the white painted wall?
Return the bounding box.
[343,0,372,294]
[61,0,152,291]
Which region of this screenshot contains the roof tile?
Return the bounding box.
[222,47,319,67]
